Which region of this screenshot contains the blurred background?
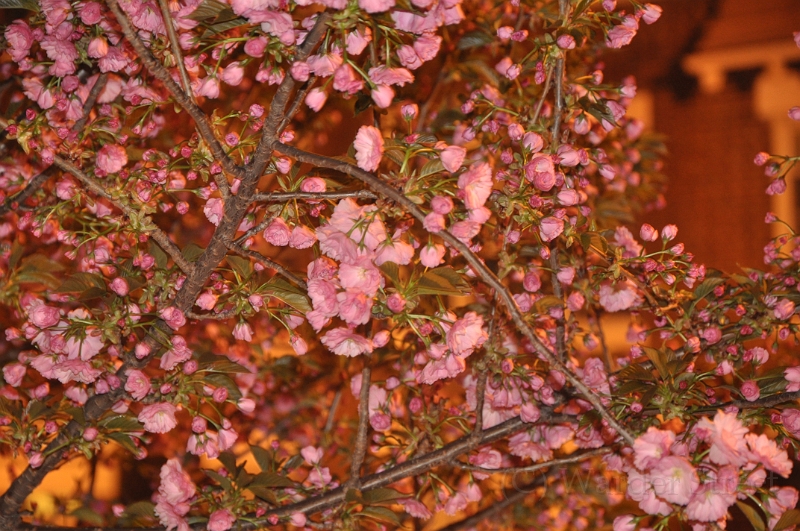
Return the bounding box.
[605,0,800,273]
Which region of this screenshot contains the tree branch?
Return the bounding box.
[251,190,377,203]
[105,0,243,184]
[157,0,194,100]
[271,141,637,445]
[225,242,307,289]
[451,446,611,474]
[347,364,372,487]
[437,479,544,531]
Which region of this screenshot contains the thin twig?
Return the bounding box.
[0,74,108,215]
[451,446,611,474]
[438,479,546,531]
[271,141,637,446]
[276,76,317,134]
[472,370,488,437]
[106,0,242,186]
[531,65,554,125]
[225,242,307,289]
[157,0,194,99]
[252,190,377,203]
[549,250,566,361]
[347,364,372,487]
[186,308,239,321]
[324,390,342,434]
[235,212,277,246]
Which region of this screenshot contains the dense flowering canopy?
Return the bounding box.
[0,0,799,530]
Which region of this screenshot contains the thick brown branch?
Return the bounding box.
[271,142,637,445]
[105,0,242,183]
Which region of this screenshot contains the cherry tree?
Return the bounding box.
[1,0,800,529]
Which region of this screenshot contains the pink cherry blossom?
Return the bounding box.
[321,328,372,357]
[539,217,565,242]
[598,281,641,312]
[354,126,384,172]
[263,217,291,246]
[649,456,698,505]
[207,509,235,531]
[685,483,735,522]
[125,369,151,400]
[203,198,224,226]
[457,162,493,209]
[440,145,467,173]
[446,312,488,357]
[29,305,60,328]
[696,410,748,467]
[139,402,178,434]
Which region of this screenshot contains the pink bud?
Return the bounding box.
[639,223,658,242]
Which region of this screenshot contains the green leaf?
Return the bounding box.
[0,0,39,9]
[379,262,401,287]
[20,254,65,273]
[642,347,670,379]
[15,271,61,289]
[357,506,401,525]
[187,0,230,20]
[362,488,406,505]
[69,506,104,526]
[617,363,656,382]
[218,452,238,476]
[203,373,243,401]
[773,509,800,531]
[457,30,493,50]
[690,277,725,310]
[121,501,156,519]
[736,501,765,531]
[247,486,278,504]
[205,469,232,491]
[415,267,468,296]
[227,255,253,280]
[66,406,86,426]
[250,445,273,472]
[56,272,106,294]
[107,431,139,455]
[184,243,205,262]
[264,278,311,313]
[250,471,295,488]
[200,359,251,374]
[419,158,445,177]
[25,400,52,421]
[101,415,144,432]
[149,240,168,270]
[579,232,608,256]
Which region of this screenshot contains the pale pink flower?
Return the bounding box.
[782,408,800,437]
[440,145,467,172]
[598,281,641,312]
[220,62,244,86]
[109,278,129,296]
[640,223,658,241]
[203,197,224,226]
[359,0,395,14]
[321,327,372,357]
[195,291,218,310]
[774,298,795,320]
[399,498,431,519]
[306,53,342,77]
[196,76,220,98]
[263,217,291,246]
[650,456,699,505]
[233,322,253,341]
[290,335,308,355]
[539,217,565,242]
[124,369,151,400]
[375,239,414,266]
[3,363,25,387]
[765,487,799,530]
[685,483,735,522]
[139,402,178,433]
[354,126,384,172]
[301,445,324,465]
[96,144,127,174]
[740,380,760,402]
[305,88,327,111]
[607,16,638,49]
[346,27,372,55]
[29,305,60,328]
[371,84,395,108]
[526,155,556,190]
[290,225,317,249]
[633,427,675,469]
[397,45,422,69]
[159,458,196,505]
[208,509,235,531]
[431,195,454,214]
[745,433,792,477]
[420,243,445,267]
[640,3,662,24]
[300,177,326,193]
[446,312,488,357]
[786,367,800,392]
[613,515,636,531]
[457,162,493,209]
[338,256,383,296]
[336,290,373,325]
[696,410,748,467]
[368,66,414,86]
